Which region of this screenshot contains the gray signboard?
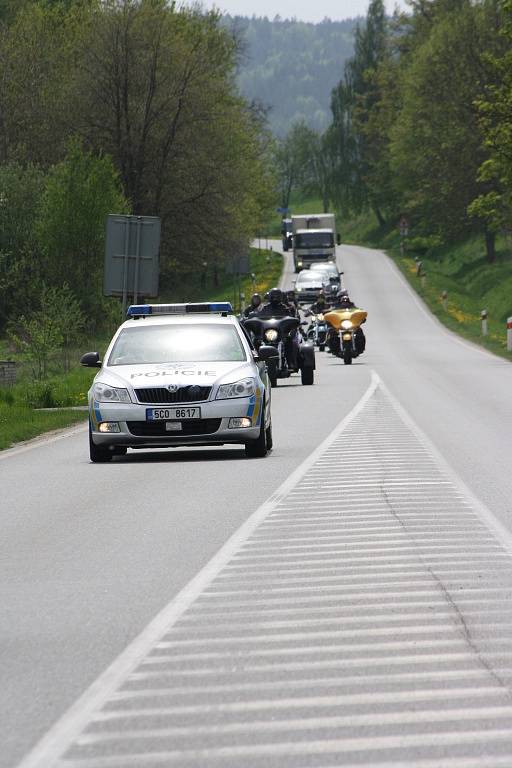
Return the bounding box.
[104,215,161,306]
[225,253,250,275]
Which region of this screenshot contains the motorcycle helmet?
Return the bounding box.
[269,287,283,305]
[286,289,296,302]
[250,293,262,307]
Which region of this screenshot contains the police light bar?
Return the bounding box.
[127,302,233,318]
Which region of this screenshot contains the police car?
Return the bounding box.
[80,302,278,462]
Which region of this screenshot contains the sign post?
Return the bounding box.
[104,214,161,317]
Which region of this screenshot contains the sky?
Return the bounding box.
[197,0,407,24]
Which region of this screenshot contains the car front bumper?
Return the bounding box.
[89,396,263,448]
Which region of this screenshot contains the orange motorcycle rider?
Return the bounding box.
[325,290,367,361]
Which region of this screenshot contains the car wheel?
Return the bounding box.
[245,417,268,458]
[301,367,314,385]
[89,422,113,463]
[265,421,273,451]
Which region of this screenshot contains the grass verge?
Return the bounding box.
[342,212,512,361]
[0,405,87,451]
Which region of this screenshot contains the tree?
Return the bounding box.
[0,163,46,329]
[72,0,275,286]
[326,0,388,221]
[36,140,129,326]
[468,0,512,255]
[389,0,504,259]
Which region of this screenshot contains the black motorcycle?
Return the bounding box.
[243,315,315,387]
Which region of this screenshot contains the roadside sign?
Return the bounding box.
[104,215,160,309]
[225,254,250,275]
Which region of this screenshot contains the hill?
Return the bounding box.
[225,16,359,137]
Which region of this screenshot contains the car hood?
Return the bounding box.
[94,361,255,391]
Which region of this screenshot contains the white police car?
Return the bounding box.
[81,303,278,462]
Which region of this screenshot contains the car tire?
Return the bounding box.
[89,422,113,463]
[265,422,273,451]
[301,367,314,385]
[245,416,269,458]
[268,362,278,388]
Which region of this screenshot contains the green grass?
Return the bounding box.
[342,211,512,361]
[0,404,87,451]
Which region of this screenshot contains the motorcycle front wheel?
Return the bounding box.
[343,349,352,365]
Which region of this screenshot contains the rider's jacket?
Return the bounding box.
[258,302,292,318]
[242,304,261,318]
[309,301,328,314]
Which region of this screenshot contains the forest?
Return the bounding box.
[276,0,512,265]
[0,0,275,336]
[225,15,359,136]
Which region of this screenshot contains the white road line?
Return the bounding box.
[79,706,512,742]
[111,668,502,699]
[50,729,512,765]
[16,372,380,768]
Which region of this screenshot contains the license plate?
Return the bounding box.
[146,407,202,420]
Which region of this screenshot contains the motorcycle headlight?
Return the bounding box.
[216,377,256,400]
[317,313,324,321]
[264,329,279,342]
[92,382,131,403]
[341,320,353,329]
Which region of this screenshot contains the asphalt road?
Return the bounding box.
[2,242,512,768]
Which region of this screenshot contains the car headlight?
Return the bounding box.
[92,382,131,403]
[264,329,279,342]
[216,378,256,400]
[341,320,353,329]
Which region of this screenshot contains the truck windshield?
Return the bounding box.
[295,232,334,249]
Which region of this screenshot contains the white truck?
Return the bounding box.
[291,213,340,272]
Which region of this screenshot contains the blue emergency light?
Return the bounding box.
[127,302,233,318]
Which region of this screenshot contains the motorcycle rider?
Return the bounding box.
[308,291,329,316]
[285,289,299,318]
[326,290,366,355]
[259,287,291,319]
[243,292,262,318]
[259,287,299,369]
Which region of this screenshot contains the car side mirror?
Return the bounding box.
[257,345,279,361]
[80,351,102,368]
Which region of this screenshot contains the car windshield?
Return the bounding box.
[108,324,246,365]
[311,265,338,277]
[295,232,334,249]
[297,272,324,285]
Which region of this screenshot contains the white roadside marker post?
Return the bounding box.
[507,317,512,351]
[481,309,488,337]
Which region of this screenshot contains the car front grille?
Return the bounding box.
[134,386,212,404]
[127,419,222,436]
